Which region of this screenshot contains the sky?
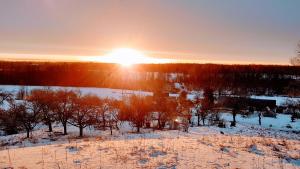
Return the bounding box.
[0,0,300,64]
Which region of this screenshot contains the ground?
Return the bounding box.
[0,121,299,169]
[0,85,299,168]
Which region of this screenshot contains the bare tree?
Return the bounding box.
[120,95,152,133]
[28,89,55,132]
[176,91,193,132]
[228,98,246,127]
[0,91,14,134]
[194,94,202,126]
[105,100,120,135]
[154,96,177,129]
[52,90,77,135]
[94,98,110,131]
[0,107,21,135]
[69,94,98,137]
[200,88,215,126]
[16,86,29,100]
[11,99,41,138]
[90,97,119,135]
[0,90,11,105]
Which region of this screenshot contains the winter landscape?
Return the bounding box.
[1,1,300,169]
[0,85,300,168]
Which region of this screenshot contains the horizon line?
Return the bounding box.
[0,57,293,66]
[0,52,292,66]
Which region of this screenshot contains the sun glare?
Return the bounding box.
[84,48,172,66]
[105,48,147,67]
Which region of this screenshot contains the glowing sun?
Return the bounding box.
[105,48,148,66]
[84,48,172,66]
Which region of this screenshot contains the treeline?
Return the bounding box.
[0,61,299,95]
[0,88,193,138]
[1,88,299,138]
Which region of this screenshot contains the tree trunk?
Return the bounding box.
[258,113,262,125]
[197,114,200,126]
[219,90,222,97]
[184,122,189,133]
[115,122,119,130]
[26,129,30,138]
[161,121,166,129]
[202,117,205,126]
[110,126,113,135]
[231,112,237,127]
[137,126,140,133]
[158,119,161,129]
[48,122,52,132]
[291,113,295,122]
[102,115,106,131]
[79,126,83,137]
[63,122,68,135]
[233,112,236,123]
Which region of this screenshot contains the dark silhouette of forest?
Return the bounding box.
[0,61,299,96]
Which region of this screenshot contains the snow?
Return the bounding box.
[0,85,153,100]
[0,85,300,168]
[174,83,182,89]
[2,85,300,106]
[1,115,300,168]
[220,113,300,131]
[169,93,196,101]
[0,100,11,111]
[0,125,300,168]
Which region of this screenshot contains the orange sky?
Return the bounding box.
[0,0,300,65]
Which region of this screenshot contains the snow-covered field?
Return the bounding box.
[0,85,153,100]
[0,85,300,168]
[1,85,299,106]
[221,113,300,131]
[0,125,300,169]
[1,111,300,169]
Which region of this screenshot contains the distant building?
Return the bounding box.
[218,96,277,111]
